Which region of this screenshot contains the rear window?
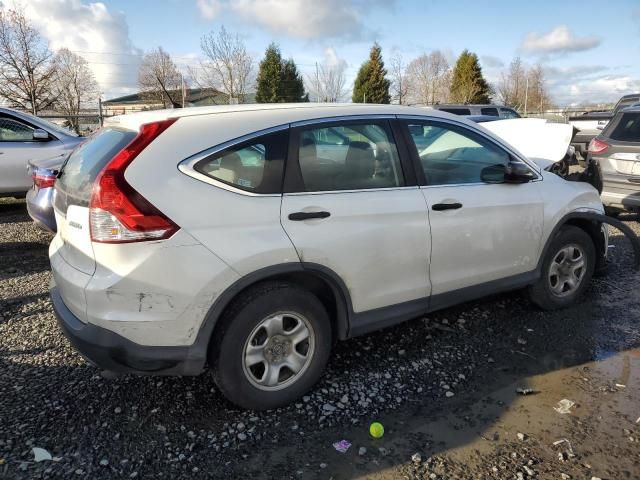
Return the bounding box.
[55,128,136,208]
[440,108,471,115]
[608,112,640,142]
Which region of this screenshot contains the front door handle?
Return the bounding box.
[432,202,462,211]
[288,211,331,221]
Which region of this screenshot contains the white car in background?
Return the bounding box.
[0,107,83,197]
[50,103,613,410]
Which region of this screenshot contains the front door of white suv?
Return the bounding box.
[281,118,431,315]
[401,118,544,300]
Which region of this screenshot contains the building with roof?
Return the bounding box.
[102,88,246,116]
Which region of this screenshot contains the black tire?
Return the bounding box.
[210,282,332,410]
[528,226,595,310]
[604,207,621,218]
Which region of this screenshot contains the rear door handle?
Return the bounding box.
[432,202,462,211]
[288,211,331,221]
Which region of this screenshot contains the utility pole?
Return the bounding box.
[98,97,103,127]
[524,76,529,116]
[315,62,320,102]
[181,72,186,108]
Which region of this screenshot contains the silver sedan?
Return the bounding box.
[0,107,84,197]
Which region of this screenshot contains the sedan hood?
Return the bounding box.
[481,118,574,164]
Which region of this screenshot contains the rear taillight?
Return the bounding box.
[89,118,179,243]
[588,138,609,154]
[32,168,56,189]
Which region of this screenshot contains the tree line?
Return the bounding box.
[0,4,553,132]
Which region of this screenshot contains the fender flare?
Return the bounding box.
[537,211,640,272]
[191,262,353,363]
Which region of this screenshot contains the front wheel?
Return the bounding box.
[211,282,332,410]
[528,226,595,310]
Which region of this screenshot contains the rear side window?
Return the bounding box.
[194,130,287,194]
[499,108,520,119]
[296,122,404,192]
[56,128,136,207]
[481,107,499,116]
[440,108,470,115]
[608,112,640,142]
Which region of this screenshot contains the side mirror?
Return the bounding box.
[505,162,536,184]
[480,162,535,184]
[480,164,507,183]
[32,128,49,141]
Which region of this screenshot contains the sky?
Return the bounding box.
[7,0,640,106]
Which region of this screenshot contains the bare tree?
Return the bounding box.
[389,53,409,105]
[496,57,551,113]
[526,64,552,113]
[497,57,526,109]
[306,60,347,103]
[138,47,182,108]
[0,6,57,114]
[196,26,253,103]
[52,49,99,133]
[405,51,450,105]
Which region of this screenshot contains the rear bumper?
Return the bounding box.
[51,284,206,376]
[26,186,57,232]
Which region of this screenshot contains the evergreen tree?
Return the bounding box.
[255,43,283,103]
[449,50,491,104]
[279,59,307,102]
[352,42,390,103]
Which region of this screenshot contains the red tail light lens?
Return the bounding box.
[32,169,56,189]
[89,118,179,243]
[588,138,609,154]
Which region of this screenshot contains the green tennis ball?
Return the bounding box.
[369,422,384,438]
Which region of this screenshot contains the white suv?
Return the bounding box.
[50,104,608,409]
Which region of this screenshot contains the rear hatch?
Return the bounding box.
[53,128,136,274]
[597,111,640,188]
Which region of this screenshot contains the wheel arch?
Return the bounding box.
[536,211,640,275]
[194,263,352,367]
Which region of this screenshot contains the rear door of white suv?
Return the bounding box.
[399,117,544,306]
[280,117,432,326]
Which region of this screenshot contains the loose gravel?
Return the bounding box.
[1,198,639,479]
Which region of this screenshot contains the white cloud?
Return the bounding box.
[521,25,600,55]
[551,75,640,105]
[14,0,142,100]
[196,0,221,19]
[196,0,392,40]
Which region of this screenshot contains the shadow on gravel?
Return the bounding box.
[0,292,52,320]
[0,221,639,478]
[2,284,639,479]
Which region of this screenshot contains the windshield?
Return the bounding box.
[15,110,79,137]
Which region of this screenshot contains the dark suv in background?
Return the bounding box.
[431,104,521,119]
[589,106,640,214]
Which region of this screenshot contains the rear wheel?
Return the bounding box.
[211,282,332,410]
[529,226,595,310]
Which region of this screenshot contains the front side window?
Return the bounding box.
[297,122,404,192]
[0,117,33,141]
[608,112,640,142]
[405,122,511,185]
[195,130,288,194]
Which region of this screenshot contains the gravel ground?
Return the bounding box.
[1,197,639,479]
